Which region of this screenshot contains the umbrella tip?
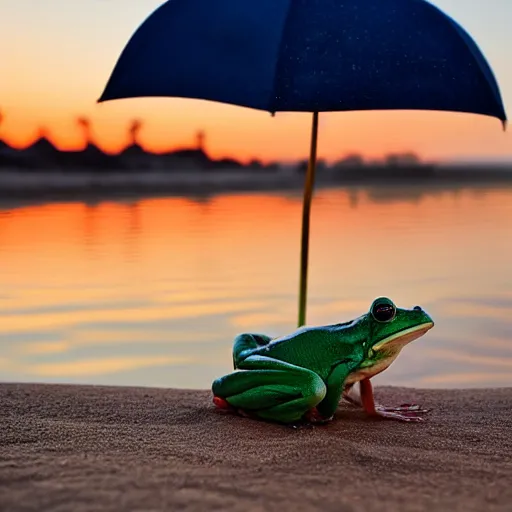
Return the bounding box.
[97,92,108,104]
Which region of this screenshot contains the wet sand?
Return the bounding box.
[1,383,511,511]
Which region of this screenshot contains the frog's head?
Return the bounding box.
[351,297,434,380]
[367,297,434,352]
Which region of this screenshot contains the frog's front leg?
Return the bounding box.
[312,361,353,421]
[358,379,430,422]
[212,355,326,424]
[341,383,361,407]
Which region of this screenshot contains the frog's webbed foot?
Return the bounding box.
[283,408,334,429]
[376,403,430,413]
[358,379,430,423]
[373,404,428,422]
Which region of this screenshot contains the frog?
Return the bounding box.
[211,297,434,425]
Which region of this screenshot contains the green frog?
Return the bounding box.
[212,297,434,424]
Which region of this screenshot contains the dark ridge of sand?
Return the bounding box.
[1,384,511,512]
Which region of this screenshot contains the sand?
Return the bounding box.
[1,383,511,512]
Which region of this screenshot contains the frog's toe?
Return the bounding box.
[213,396,252,418]
[378,403,430,414]
[374,406,428,422]
[213,396,233,410]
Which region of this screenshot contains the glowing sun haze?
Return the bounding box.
[0,0,510,163]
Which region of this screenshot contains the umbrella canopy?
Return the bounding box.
[99,0,506,121]
[99,0,507,326]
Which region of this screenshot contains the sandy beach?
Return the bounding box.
[1,383,511,511]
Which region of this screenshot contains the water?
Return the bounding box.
[1,184,511,390]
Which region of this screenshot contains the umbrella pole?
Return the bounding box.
[298,111,319,327]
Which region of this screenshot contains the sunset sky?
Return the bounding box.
[0,0,510,163]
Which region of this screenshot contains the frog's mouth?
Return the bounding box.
[372,322,434,352]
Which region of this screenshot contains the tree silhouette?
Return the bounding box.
[77,116,92,146]
[36,126,49,140]
[0,109,4,146]
[129,119,143,146]
[196,130,205,151]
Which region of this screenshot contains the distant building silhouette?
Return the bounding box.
[385,152,421,167]
[0,113,459,181]
[160,147,213,170]
[64,117,119,170]
[19,128,62,169]
[296,158,328,174]
[334,154,365,168]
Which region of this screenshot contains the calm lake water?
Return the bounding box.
[1,184,511,390]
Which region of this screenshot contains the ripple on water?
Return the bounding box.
[1,186,511,388]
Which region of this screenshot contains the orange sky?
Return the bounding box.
[0,0,510,164]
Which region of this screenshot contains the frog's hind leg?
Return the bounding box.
[212,355,326,424]
[214,333,272,409]
[232,333,274,368]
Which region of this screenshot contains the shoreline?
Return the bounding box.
[2,382,511,511]
[1,168,512,210]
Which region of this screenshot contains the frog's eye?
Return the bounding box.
[372,302,396,322]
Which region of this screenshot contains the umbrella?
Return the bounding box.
[98,0,507,327]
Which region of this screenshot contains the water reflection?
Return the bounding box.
[0,184,511,389]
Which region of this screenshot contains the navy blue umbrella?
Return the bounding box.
[99,0,507,327]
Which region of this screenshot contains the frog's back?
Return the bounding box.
[253,324,364,377]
